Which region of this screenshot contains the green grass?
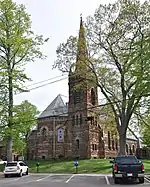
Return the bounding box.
[27,159,150,174]
[1,159,150,174]
[27,159,112,174]
[143,160,150,174]
[0,164,4,172]
[28,159,150,174]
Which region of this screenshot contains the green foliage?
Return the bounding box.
[13,100,39,153]
[13,100,39,133]
[100,105,118,137]
[54,0,150,154]
[0,0,47,159]
[0,0,47,93]
[26,159,150,174]
[140,114,150,147]
[3,100,39,154]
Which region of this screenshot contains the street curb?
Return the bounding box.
[29,173,150,176]
[0,173,4,178]
[30,173,112,176]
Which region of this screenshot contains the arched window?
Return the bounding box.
[115,139,118,151]
[108,131,111,150]
[92,144,98,150]
[132,144,135,153]
[72,115,75,126]
[76,115,78,126]
[80,114,83,125]
[94,144,98,150]
[129,146,132,155]
[91,88,96,105]
[126,144,129,154]
[74,90,83,104]
[76,139,79,149]
[112,139,115,150]
[42,128,47,137]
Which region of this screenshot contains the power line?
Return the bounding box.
[36,97,106,113]
[16,70,90,94]
[27,92,150,115]
[26,74,67,87]
[15,77,68,95]
[11,93,150,125]
[29,77,67,91]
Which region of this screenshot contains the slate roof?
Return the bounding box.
[38,94,68,119]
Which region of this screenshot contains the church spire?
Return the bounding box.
[75,14,88,71]
[80,14,83,27]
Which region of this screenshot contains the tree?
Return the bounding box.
[137,104,150,148]
[100,105,118,135]
[12,100,39,155]
[140,115,150,147]
[53,0,150,154]
[0,0,47,161]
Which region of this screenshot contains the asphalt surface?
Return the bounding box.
[0,173,150,187]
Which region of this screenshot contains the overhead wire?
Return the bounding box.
[26,74,67,87]
[28,77,68,91]
[11,92,150,125]
[15,76,68,95]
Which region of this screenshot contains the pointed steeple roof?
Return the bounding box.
[75,15,88,72]
[38,94,68,119]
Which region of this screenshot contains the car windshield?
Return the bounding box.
[6,162,17,167]
[115,156,138,164]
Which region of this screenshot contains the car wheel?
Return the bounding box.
[26,169,28,175]
[139,177,144,184]
[4,174,8,178]
[19,170,22,177]
[114,177,119,184]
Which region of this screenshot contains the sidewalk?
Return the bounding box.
[0,172,3,178]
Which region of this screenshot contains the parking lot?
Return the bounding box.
[0,174,150,187]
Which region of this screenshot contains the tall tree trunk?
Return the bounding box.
[24,133,29,160]
[6,136,13,161]
[7,74,13,161]
[118,132,126,155]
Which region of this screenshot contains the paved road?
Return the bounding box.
[0,173,150,187]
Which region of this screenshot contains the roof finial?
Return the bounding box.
[80,13,83,26]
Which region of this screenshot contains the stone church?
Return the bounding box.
[27,17,138,160]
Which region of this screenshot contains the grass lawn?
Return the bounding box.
[27,159,150,174]
[0,159,150,174]
[27,159,111,174]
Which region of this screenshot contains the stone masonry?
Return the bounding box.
[27,17,138,160]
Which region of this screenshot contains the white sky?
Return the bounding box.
[14,0,115,112]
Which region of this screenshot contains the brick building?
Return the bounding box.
[27,17,138,160]
[0,142,19,161]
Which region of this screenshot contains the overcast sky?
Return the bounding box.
[13,0,115,113]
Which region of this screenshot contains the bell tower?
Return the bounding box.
[68,16,104,159]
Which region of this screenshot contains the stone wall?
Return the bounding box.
[0,144,18,161]
[27,116,69,160]
[27,119,138,160]
[103,130,138,158]
[0,145,6,160]
[27,87,138,161]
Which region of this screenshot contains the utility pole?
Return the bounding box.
[53,112,56,159]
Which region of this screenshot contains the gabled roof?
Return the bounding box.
[38,94,68,119]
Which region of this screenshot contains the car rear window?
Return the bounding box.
[6,162,17,167]
[115,156,138,164]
